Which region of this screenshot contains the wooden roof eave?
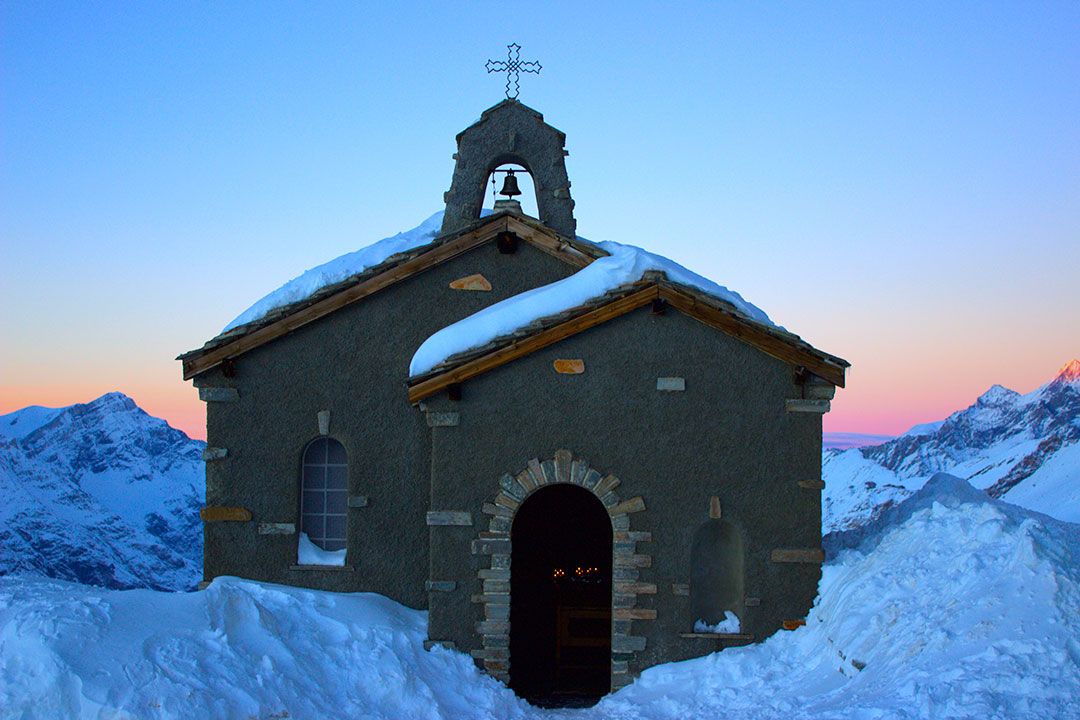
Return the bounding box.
[180,214,602,380]
[406,282,848,404]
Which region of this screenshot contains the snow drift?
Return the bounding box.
[2,474,1078,719]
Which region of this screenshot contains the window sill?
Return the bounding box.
[678,632,754,642]
[289,564,355,572]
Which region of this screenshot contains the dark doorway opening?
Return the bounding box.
[510,484,612,706]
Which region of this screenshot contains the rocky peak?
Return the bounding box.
[1050,359,1080,388]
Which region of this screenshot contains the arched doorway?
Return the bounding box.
[510,484,612,705]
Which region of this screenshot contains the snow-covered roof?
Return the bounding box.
[185,210,847,386]
[222,211,451,333]
[408,238,774,377]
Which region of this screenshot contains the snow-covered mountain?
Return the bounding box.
[823,359,1080,532]
[0,392,204,591]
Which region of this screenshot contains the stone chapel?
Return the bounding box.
[179,98,848,704]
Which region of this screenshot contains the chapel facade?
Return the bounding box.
[180,99,848,702]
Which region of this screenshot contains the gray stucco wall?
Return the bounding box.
[194,238,576,608]
[423,306,824,675]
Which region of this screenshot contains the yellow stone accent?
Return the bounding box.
[449,274,492,291]
[553,359,585,374]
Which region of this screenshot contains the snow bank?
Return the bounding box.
[409,239,773,377]
[223,211,451,332]
[0,576,529,720]
[3,475,1078,719]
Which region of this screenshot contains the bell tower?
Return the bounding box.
[441,99,577,239]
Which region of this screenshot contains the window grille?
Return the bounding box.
[300,437,348,551]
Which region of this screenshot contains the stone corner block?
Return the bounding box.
[202,446,227,462]
[785,399,830,414]
[198,387,239,403]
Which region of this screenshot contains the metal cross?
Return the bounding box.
[485,43,541,100]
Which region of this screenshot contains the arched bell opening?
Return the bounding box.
[482,154,539,219]
[510,483,612,706]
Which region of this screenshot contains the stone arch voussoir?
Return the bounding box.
[475,449,652,693]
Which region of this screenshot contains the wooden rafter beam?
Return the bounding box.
[658,286,847,387]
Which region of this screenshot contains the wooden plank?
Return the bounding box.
[184,217,512,379]
[408,286,659,403]
[658,286,847,387]
[200,506,251,522]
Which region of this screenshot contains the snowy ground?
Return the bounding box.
[2,474,1079,720]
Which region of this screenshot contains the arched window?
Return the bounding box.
[300,438,348,551]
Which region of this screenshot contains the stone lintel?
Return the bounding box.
[257,522,295,535]
[482,502,513,518]
[200,506,251,522]
[472,538,511,555]
[785,399,831,414]
[610,496,645,515]
[595,474,621,496]
[471,647,509,661]
[425,412,460,427]
[476,620,509,634]
[199,387,239,403]
[526,458,545,488]
[771,548,826,563]
[611,635,647,653]
[613,553,652,568]
[426,511,473,526]
[656,376,686,392]
[425,580,457,592]
[613,582,657,595]
[348,495,370,508]
[614,608,657,620]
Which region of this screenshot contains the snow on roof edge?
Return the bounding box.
[408,237,776,378]
[221,211,453,333]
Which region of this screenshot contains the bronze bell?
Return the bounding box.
[499,170,522,198]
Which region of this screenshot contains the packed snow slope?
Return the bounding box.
[823,359,1080,532]
[3,474,1078,720]
[0,393,203,591]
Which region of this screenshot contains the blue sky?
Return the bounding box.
[2,1,1078,437]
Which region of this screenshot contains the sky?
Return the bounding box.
[2,1,1078,441]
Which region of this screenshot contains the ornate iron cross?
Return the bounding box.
[485,43,541,100]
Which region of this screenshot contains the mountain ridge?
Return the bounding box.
[823,359,1080,532]
[0,392,204,591]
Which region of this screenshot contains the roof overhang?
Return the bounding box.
[406,279,849,405]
